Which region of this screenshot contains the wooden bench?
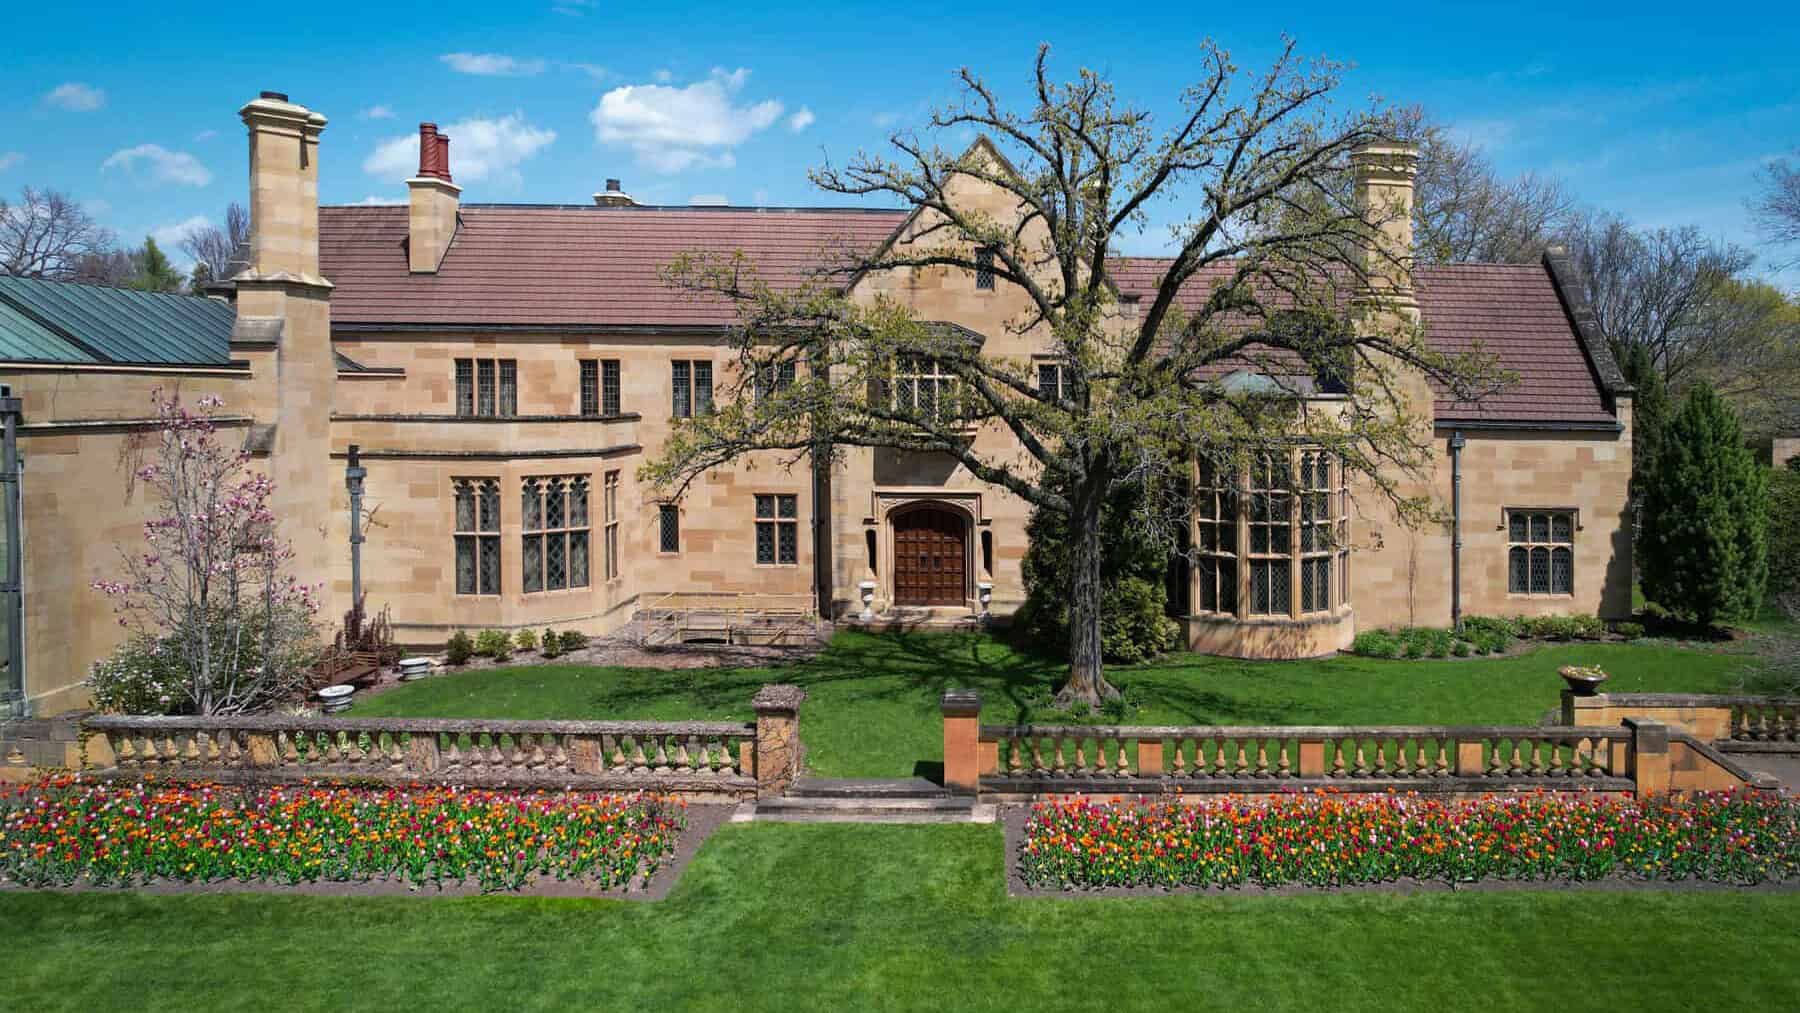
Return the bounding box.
[310,650,385,691]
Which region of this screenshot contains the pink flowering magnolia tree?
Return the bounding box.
[92,391,320,714]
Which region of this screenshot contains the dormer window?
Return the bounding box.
[975,247,996,290]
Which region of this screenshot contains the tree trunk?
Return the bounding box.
[1055,482,1119,708]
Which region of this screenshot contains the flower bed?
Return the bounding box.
[0,778,683,892]
[1019,791,1800,890]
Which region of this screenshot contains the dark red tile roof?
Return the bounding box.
[318,207,1616,426]
[1107,257,1618,426]
[320,204,909,329]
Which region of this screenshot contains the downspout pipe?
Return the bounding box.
[1,388,23,717]
[1449,430,1466,633]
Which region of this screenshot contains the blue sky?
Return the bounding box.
[4,0,1797,284]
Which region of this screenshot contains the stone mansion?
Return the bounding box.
[0,92,1633,716]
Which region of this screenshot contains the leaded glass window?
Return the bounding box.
[603,359,621,415]
[756,494,799,565]
[522,475,590,593]
[974,246,995,290]
[580,360,599,416]
[455,359,475,416]
[659,504,680,553]
[1506,509,1575,595]
[498,360,517,417]
[456,359,515,418]
[892,357,959,425]
[1195,448,1345,620]
[454,478,501,595]
[755,360,796,404]
[603,470,620,580]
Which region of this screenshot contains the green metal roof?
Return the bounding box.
[0,276,234,365]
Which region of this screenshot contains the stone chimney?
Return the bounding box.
[408,123,461,272]
[1349,141,1420,320]
[593,178,636,207]
[233,91,336,609]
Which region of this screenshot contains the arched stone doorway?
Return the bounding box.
[891,505,968,606]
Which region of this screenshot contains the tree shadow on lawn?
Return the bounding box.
[577,631,1062,717]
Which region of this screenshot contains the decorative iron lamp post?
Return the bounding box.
[346,444,366,606]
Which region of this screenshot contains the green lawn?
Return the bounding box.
[3,822,1796,1011]
[357,632,1751,778]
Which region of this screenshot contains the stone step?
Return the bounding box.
[746,795,994,824]
[787,776,952,800]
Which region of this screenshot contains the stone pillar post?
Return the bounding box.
[1624,718,1669,799]
[941,689,981,794]
[752,684,806,798]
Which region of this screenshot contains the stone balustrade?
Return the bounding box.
[941,690,1771,800]
[83,682,807,801]
[974,723,1629,793]
[1563,692,1800,753]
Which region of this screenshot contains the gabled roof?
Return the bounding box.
[1106,256,1620,427]
[316,203,1620,427]
[320,204,909,330]
[0,275,234,365]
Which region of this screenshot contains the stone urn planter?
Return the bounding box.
[398,656,433,681]
[318,684,355,714]
[1559,665,1609,697]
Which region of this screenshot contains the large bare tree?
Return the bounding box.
[178,202,249,288]
[647,42,1500,704]
[0,186,115,280]
[1559,209,1755,385]
[1407,113,1573,264]
[1751,152,1800,264]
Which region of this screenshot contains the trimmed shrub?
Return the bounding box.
[1641,382,1769,627]
[444,631,474,666]
[540,629,563,659]
[1350,630,1401,659]
[1099,577,1182,665]
[1614,621,1646,640]
[1452,640,1472,658]
[514,628,538,652]
[474,629,512,661]
[559,630,590,652]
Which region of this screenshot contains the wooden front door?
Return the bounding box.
[892,507,966,606]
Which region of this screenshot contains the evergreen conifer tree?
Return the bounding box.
[1640,382,1768,627]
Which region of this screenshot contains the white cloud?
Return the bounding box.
[787,107,815,133]
[193,129,218,142]
[150,215,212,249]
[565,62,608,81]
[688,193,728,206]
[653,69,673,83]
[44,82,105,112]
[363,113,556,185]
[360,104,395,120]
[101,144,213,187]
[0,152,22,172]
[349,194,406,206]
[440,52,546,77]
[590,68,785,174]
[85,198,111,218]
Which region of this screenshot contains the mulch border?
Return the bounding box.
[0,803,733,902]
[998,805,1800,899]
